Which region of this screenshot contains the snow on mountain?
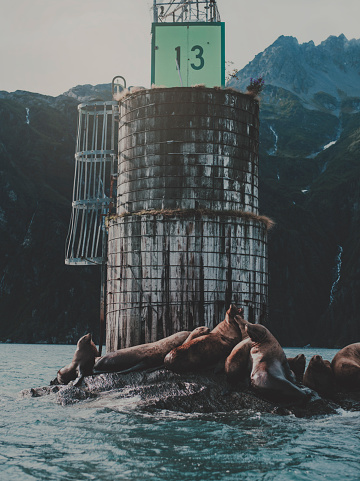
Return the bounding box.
[229,34,360,111]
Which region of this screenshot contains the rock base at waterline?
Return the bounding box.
[21,370,360,418]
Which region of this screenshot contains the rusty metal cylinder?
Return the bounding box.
[106,87,268,351]
[117,87,259,214]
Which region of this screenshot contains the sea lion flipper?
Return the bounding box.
[73,375,84,387]
[183,326,211,344]
[116,361,149,374]
[145,364,164,373]
[273,375,307,400]
[93,332,191,374]
[282,359,296,383]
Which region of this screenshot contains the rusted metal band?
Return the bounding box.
[107,208,274,229]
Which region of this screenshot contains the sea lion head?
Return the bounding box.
[194,326,211,336]
[226,304,246,324]
[77,333,92,348]
[224,305,240,326]
[308,354,331,372]
[287,353,306,382]
[295,353,306,363]
[309,355,324,367]
[226,304,251,339]
[304,354,336,394]
[245,323,268,344]
[236,306,245,318]
[290,353,306,369]
[226,304,241,320]
[77,333,99,357]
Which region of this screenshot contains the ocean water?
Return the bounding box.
[1,344,359,481]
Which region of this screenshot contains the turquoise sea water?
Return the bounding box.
[1,344,359,481]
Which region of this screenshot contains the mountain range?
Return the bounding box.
[0,34,359,346]
[229,34,360,346]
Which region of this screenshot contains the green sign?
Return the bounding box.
[151,22,225,88]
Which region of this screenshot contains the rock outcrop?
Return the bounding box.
[21,370,360,419]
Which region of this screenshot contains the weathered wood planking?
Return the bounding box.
[107,214,268,351]
[106,87,267,351]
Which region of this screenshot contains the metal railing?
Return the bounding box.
[65,100,118,265]
[153,0,221,23]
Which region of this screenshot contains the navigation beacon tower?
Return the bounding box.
[66,1,269,353]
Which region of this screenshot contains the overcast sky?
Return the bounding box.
[1,0,359,96]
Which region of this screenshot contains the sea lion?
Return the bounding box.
[224,306,254,385]
[243,323,306,402]
[224,337,252,385]
[331,343,360,391]
[303,354,335,395]
[93,330,194,374]
[287,354,306,383]
[164,305,243,374]
[183,326,210,344]
[57,333,99,385]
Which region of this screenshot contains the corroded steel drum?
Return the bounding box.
[107,87,268,351]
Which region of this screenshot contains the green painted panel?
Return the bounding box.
[151,23,224,88]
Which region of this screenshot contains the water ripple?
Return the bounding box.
[1,345,359,481]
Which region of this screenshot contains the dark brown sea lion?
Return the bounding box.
[331,343,360,391]
[164,305,243,374]
[93,331,194,374]
[57,333,99,385]
[183,326,210,344]
[224,337,252,385]
[224,306,255,385]
[303,354,335,395]
[243,323,306,402]
[287,354,306,383]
